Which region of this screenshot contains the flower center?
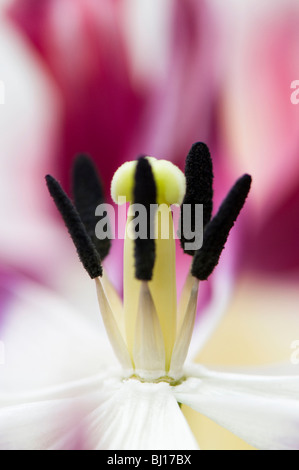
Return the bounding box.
[46,142,251,384]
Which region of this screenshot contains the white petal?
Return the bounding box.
[174,365,299,450]
[0,373,106,407]
[86,377,199,450]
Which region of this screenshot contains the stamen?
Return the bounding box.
[133,282,166,379]
[72,154,111,260]
[95,278,132,370]
[102,271,124,336]
[133,157,157,281]
[46,175,102,279]
[192,174,252,280]
[177,271,195,332]
[169,278,199,377]
[180,142,214,255]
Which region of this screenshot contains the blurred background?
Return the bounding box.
[1,0,299,450]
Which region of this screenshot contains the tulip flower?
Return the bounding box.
[1,143,298,451]
[1,0,299,451]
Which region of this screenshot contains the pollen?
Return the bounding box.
[111,157,185,206]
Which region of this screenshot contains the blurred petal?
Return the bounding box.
[175,365,299,450]
[222,1,299,208]
[0,277,118,392]
[0,388,101,450]
[130,0,220,162]
[0,15,64,280]
[8,0,218,189]
[219,1,299,274]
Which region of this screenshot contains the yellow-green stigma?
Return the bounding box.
[111,157,185,205]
